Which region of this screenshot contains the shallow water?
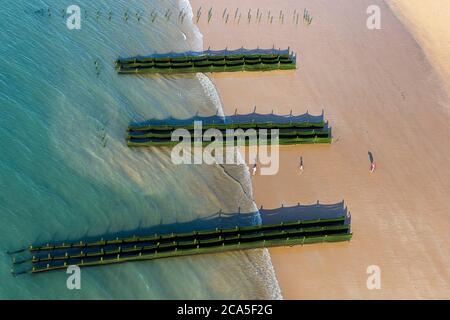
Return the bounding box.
[0,0,281,299]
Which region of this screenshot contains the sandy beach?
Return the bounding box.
[388,0,450,101]
[190,0,450,299]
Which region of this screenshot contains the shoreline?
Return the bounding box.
[190,0,450,299]
[186,0,284,299]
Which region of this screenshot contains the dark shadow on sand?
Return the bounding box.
[130,110,326,128]
[368,151,374,164]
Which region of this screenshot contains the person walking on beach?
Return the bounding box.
[368,151,376,173]
[252,162,257,175]
[300,156,304,172]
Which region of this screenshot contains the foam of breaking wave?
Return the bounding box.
[196,73,225,117]
[179,0,203,51]
[188,1,283,299]
[261,249,284,299]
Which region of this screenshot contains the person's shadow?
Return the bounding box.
[368,151,374,164]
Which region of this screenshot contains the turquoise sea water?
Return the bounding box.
[0,0,281,299]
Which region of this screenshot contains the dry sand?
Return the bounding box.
[190,0,450,299]
[388,0,450,100]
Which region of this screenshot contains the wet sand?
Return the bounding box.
[190,0,450,298]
